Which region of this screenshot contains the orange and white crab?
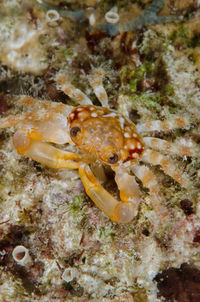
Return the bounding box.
[0,69,195,223]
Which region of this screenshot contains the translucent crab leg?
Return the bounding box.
[140,149,191,188]
[13,131,80,169]
[136,116,189,133]
[79,164,136,223]
[0,115,25,128]
[0,96,73,131]
[131,164,169,219]
[143,137,196,157]
[114,167,141,214]
[0,117,71,145]
[19,120,71,144]
[18,96,73,113]
[88,68,109,107]
[56,74,92,105]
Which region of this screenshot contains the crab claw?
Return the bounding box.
[79,164,137,223]
[114,202,136,224]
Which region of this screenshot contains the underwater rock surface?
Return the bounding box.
[0,0,200,301]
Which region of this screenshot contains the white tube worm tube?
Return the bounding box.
[12,245,33,267]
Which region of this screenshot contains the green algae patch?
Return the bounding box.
[99,227,116,240]
[70,195,84,213]
[130,93,161,112]
[58,46,75,60]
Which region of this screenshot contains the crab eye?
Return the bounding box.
[108,153,118,164]
[70,126,81,138]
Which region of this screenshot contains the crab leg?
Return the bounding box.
[136,116,189,133]
[0,115,26,128]
[13,130,80,169]
[56,74,92,105]
[0,96,72,132]
[140,149,191,188]
[18,96,73,113]
[1,117,71,146]
[143,137,196,157]
[79,164,136,223]
[88,69,109,107]
[0,111,56,129]
[132,164,169,219]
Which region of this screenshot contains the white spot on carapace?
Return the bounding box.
[124,145,127,149]
[89,106,95,111]
[97,109,104,114]
[137,142,142,149]
[103,112,117,117]
[129,143,136,150]
[124,132,130,138]
[69,113,74,120]
[131,153,139,159]
[76,107,83,112]
[132,133,138,138]
[91,112,98,117]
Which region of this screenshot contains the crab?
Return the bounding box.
[0,69,195,223]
